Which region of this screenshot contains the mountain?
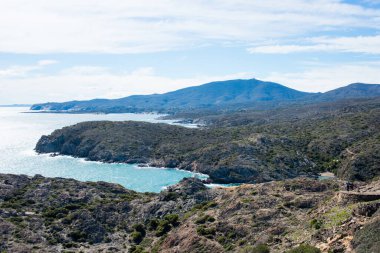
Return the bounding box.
[30,79,311,112]
[317,83,380,101]
[30,78,380,113]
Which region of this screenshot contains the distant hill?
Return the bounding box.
[317,83,380,101]
[30,78,380,113]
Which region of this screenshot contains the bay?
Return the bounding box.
[0,107,207,192]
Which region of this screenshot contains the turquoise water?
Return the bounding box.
[0,107,206,192]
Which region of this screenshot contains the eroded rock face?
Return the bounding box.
[1,174,379,253]
[352,216,380,253]
[35,135,65,153]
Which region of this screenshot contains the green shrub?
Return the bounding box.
[310,219,322,229]
[251,190,258,195]
[68,230,86,242]
[43,207,69,219]
[162,192,179,201]
[240,244,270,253]
[195,215,215,224]
[132,224,146,236]
[63,242,78,248]
[131,224,146,243]
[217,236,227,244]
[129,245,147,253]
[155,220,171,236]
[286,244,321,253]
[196,225,216,237]
[64,203,83,211]
[164,214,179,226]
[154,215,179,237]
[9,216,23,223]
[131,231,144,244]
[147,219,159,230]
[251,244,270,253]
[193,201,218,211]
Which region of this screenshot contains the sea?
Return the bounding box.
[0,107,207,193]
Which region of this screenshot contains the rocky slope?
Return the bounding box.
[1,174,379,253]
[35,98,380,184]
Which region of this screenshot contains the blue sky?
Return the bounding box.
[1,0,380,104]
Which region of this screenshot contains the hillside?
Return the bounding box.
[30,78,380,113]
[1,174,379,253]
[35,98,380,183]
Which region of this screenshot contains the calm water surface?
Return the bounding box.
[0,107,206,192]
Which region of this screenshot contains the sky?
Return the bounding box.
[1,0,380,104]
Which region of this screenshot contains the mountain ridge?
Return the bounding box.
[30,78,380,113]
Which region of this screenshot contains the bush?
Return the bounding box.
[132,224,146,236]
[251,244,270,253]
[286,244,321,253]
[129,245,147,253]
[310,219,322,229]
[164,214,179,226]
[155,220,171,236]
[154,215,180,236]
[64,203,83,211]
[131,231,144,244]
[43,207,69,219]
[196,225,216,237]
[68,230,86,242]
[9,216,23,223]
[162,192,179,201]
[193,201,218,211]
[240,244,270,253]
[131,224,146,243]
[147,219,159,230]
[63,242,78,248]
[195,215,215,224]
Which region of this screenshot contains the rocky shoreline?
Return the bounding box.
[1,173,379,252]
[34,121,320,184]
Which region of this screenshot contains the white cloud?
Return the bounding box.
[0,0,379,53]
[264,62,380,92]
[37,60,59,66]
[130,67,155,76]
[60,66,109,75]
[0,65,254,104]
[0,65,38,78]
[0,60,58,78]
[248,35,380,54]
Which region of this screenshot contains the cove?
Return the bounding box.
[0,107,206,193]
